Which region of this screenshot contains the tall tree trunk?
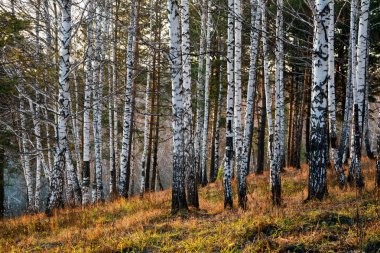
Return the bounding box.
[262,0,275,195]
[308,0,329,200]
[200,0,211,187]
[139,0,153,196]
[168,0,188,212]
[195,0,207,182]
[92,0,105,202]
[363,49,374,159]
[182,0,198,207]
[119,0,137,198]
[352,0,370,188]
[20,98,34,212]
[46,0,72,215]
[328,0,337,167]
[257,72,266,175]
[234,0,243,182]
[210,49,223,183]
[272,0,284,205]
[239,0,261,209]
[223,0,234,209]
[82,0,93,205]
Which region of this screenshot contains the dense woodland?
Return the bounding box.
[0,0,380,220]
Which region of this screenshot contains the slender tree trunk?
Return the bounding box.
[328,0,337,168]
[20,98,34,212]
[223,0,234,209]
[352,0,370,188]
[119,0,137,198]
[0,147,4,218]
[262,0,275,194]
[46,0,72,215]
[210,50,223,183]
[257,72,266,175]
[234,0,243,183]
[200,0,211,187]
[139,0,153,196]
[363,48,374,159]
[194,0,207,182]
[82,1,93,205]
[239,0,261,209]
[181,0,198,207]
[272,0,284,205]
[308,0,329,200]
[168,0,188,212]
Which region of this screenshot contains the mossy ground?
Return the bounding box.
[1,158,379,252]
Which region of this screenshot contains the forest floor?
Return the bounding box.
[1,158,380,252]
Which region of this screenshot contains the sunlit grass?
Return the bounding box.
[1,159,379,252]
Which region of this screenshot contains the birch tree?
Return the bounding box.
[139,0,153,196]
[352,0,370,188]
[224,0,234,209]
[168,0,188,212]
[335,0,357,187]
[328,0,337,163]
[239,0,261,209]
[234,0,243,182]
[200,0,211,187]
[46,0,72,215]
[272,0,284,205]
[120,0,137,198]
[181,0,198,207]
[308,0,329,200]
[194,0,207,181]
[82,0,93,205]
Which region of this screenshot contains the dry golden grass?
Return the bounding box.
[1,159,380,252]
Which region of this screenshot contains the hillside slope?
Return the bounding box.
[1,159,380,252]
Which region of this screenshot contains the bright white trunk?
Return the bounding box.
[120,0,137,197]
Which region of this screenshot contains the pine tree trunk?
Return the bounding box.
[223,0,234,209]
[308,0,329,200]
[168,0,188,212]
[120,0,137,198]
[46,0,72,215]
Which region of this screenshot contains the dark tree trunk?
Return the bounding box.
[257,74,266,174]
[0,147,4,218]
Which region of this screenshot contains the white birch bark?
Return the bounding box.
[308,0,329,200]
[82,0,93,205]
[139,0,153,196]
[328,0,337,164]
[234,0,243,180]
[46,0,72,215]
[181,0,198,207]
[168,0,187,211]
[352,0,370,187]
[200,0,211,186]
[272,0,284,205]
[92,0,104,202]
[261,0,274,176]
[194,0,207,180]
[120,0,137,198]
[19,98,34,212]
[239,0,261,208]
[223,0,234,209]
